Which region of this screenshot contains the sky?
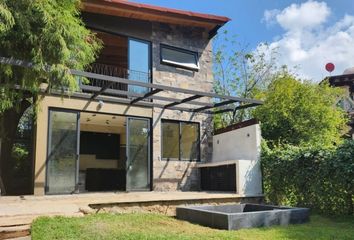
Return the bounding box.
[130,0,354,81]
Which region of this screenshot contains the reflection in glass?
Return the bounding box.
[162,121,200,161]
[180,123,199,160]
[46,111,78,194]
[162,121,180,159]
[128,39,150,94]
[161,46,199,70]
[126,118,150,191]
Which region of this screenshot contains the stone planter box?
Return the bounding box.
[176,203,310,230]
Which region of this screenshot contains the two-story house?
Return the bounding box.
[0,0,263,196]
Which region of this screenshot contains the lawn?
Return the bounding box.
[31,213,354,240]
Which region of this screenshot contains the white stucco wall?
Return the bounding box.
[210,123,263,196]
[236,159,262,196]
[212,123,261,162]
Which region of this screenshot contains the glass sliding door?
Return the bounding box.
[46,110,79,194]
[126,118,150,191]
[128,38,151,94]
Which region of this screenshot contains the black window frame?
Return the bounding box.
[161,119,201,162]
[160,44,199,71]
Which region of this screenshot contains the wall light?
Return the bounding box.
[97,100,104,110]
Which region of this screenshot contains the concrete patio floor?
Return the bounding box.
[0,191,262,225]
[0,191,262,239]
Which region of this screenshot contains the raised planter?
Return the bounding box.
[176,203,310,230]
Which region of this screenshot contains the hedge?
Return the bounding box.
[261,140,354,215]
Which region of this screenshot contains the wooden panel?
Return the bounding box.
[94,31,128,68]
[83,2,217,30]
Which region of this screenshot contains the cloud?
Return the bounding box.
[260,1,354,81]
[262,9,280,26]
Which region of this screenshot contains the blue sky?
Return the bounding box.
[130,0,354,80]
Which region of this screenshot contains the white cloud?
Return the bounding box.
[260,1,354,81]
[275,1,330,31]
[263,9,280,26]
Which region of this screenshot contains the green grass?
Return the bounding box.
[31,213,354,240]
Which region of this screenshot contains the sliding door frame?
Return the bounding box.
[45,108,81,195]
[45,107,153,194]
[126,117,152,192]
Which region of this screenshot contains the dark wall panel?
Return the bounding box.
[200,164,236,192]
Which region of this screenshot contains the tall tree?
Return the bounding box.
[253,71,348,147]
[0,0,101,193]
[213,32,278,129]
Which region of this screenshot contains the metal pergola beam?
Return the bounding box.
[193,100,236,112]
[213,108,234,114]
[81,84,215,107]
[213,103,260,115]
[90,82,115,100]
[0,56,264,114]
[80,85,205,112]
[57,90,198,113]
[81,85,214,107]
[164,95,203,109]
[69,69,263,105]
[130,89,162,105]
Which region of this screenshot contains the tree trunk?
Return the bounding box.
[0,99,31,195]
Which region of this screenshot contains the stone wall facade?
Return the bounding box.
[150,23,214,191]
[78,13,214,192]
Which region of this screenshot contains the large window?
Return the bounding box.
[161,120,200,161]
[160,44,199,71]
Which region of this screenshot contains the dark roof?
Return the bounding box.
[327,73,354,87]
[323,73,354,94]
[83,0,230,32]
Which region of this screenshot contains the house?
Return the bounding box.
[326,67,354,139]
[0,0,263,196]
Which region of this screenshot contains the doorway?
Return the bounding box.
[45,109,151,194]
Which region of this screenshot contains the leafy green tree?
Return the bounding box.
[213,32,278,129]
[254,72,348,147]
[0,0,101,193]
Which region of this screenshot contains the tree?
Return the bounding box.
[213,32,278,129]
[0,0,101,193]
[253,71,348,147]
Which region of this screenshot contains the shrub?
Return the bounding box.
[254,74,348,147]
[262,140,354,215]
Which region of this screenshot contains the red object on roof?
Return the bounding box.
[83,0,230,31]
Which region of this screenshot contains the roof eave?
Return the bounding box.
[82,0,230,31]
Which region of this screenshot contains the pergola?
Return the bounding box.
[0,57,263,114]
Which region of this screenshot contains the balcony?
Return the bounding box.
[83,63,151,96]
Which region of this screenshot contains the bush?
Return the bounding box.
[254,74,347,147]
[262,140,354,215]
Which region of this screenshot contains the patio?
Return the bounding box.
[0,191,262,225]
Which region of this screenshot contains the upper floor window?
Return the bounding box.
[160,44,199,71]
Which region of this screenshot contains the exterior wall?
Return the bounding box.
[33,95,152,195]
[33,16,215,195]
[151,23,214,191]
[212,124,261,162]
[210,123,262,196]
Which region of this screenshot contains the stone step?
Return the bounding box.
[0,224,30,240]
